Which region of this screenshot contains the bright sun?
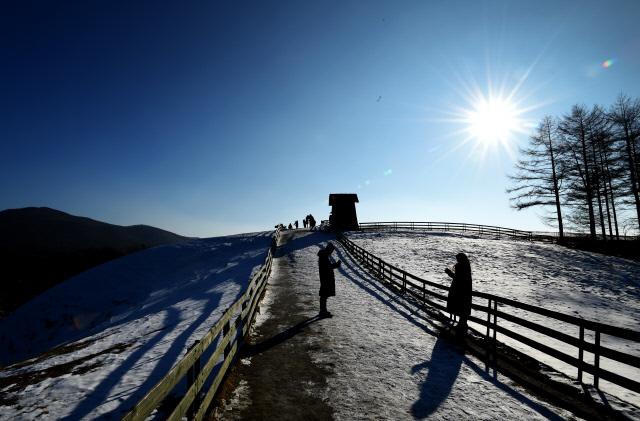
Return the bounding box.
[465,96,523,146]
[437,68,541,161]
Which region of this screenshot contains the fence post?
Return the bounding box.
[486,298,492,369]
[186,340,201,420]
[402,272,406,294]
[223,316,231,360]
[594,330,600,388]
[578,326,584,383]
[492,300,498,364]
[241,296,248,340]
[486,298,492,337]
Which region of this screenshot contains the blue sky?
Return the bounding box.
[2,0,639,236]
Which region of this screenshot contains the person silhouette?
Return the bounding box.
[317,242,341,317]
[444,253,472,335]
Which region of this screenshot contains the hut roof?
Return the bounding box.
[329,193,359,206]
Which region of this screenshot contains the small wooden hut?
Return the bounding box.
[328,193,359,231]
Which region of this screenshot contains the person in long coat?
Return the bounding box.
[444,252,472,333]
[318,242,341,317]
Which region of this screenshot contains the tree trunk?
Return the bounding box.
[579,123,597,239]
[623,123,640,231]
[590,136,607,240]
[547,122,564,241]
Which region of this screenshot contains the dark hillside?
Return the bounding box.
[0,207,187,316]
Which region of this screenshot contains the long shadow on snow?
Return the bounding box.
[410,336,463,417]
[336,244,567,420]
[335,247,437,336]
[61,241,269,420]
[240,315,322,358]
[410,336,565,419]
[274,230,336,258]
[461,355,565,421]
[0,233,273,366]
[60,290,224,421]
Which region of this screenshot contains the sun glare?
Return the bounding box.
[466,96,522,146]
[433,64,545,162]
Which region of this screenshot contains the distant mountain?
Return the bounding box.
[0,207,188,316]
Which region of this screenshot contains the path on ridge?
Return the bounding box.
[211,230,578,420]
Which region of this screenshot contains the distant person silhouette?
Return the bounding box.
[294,220,299,229]
[317,242,341,317]
[309,214,316,229]
[288,223,293,230]
[444,253,472,335]
[303,217,308,228]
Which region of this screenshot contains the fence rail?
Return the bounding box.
[122,230,280,421]
[359,221,640,242]
[337,233,640,396]
[358,221,534,240]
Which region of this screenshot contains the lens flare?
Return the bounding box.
[601,59,614,68]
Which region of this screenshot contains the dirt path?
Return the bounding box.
[210,230,336,420]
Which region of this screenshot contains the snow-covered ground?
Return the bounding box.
[345,229,640,410]
[229,230,582,419]
[0,232,272,420]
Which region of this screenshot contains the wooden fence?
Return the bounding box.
[358,221,534,240]
[359,221,640,242]
[122,230,280,421]
[337,233,640,396]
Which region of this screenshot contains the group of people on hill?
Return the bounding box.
[277,214,317,231]
[317,242,472,333]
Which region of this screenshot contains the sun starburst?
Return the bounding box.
[463,93,527,149]
[430,61,549,163]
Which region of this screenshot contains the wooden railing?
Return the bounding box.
[359,221,640,242]
[337,233,640,396]
[530,230,640,241]
[359,222,534,240]
[122,230,280,421]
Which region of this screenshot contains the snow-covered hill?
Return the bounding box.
[2,228,638,419]
[0,231,272,420]
[345,230,640,409]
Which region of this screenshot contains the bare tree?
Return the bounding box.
[508,116,565,240]
[509,95,640,238]
[559,105,597,239]
[586,106,609,239]
[609,94,640,231]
